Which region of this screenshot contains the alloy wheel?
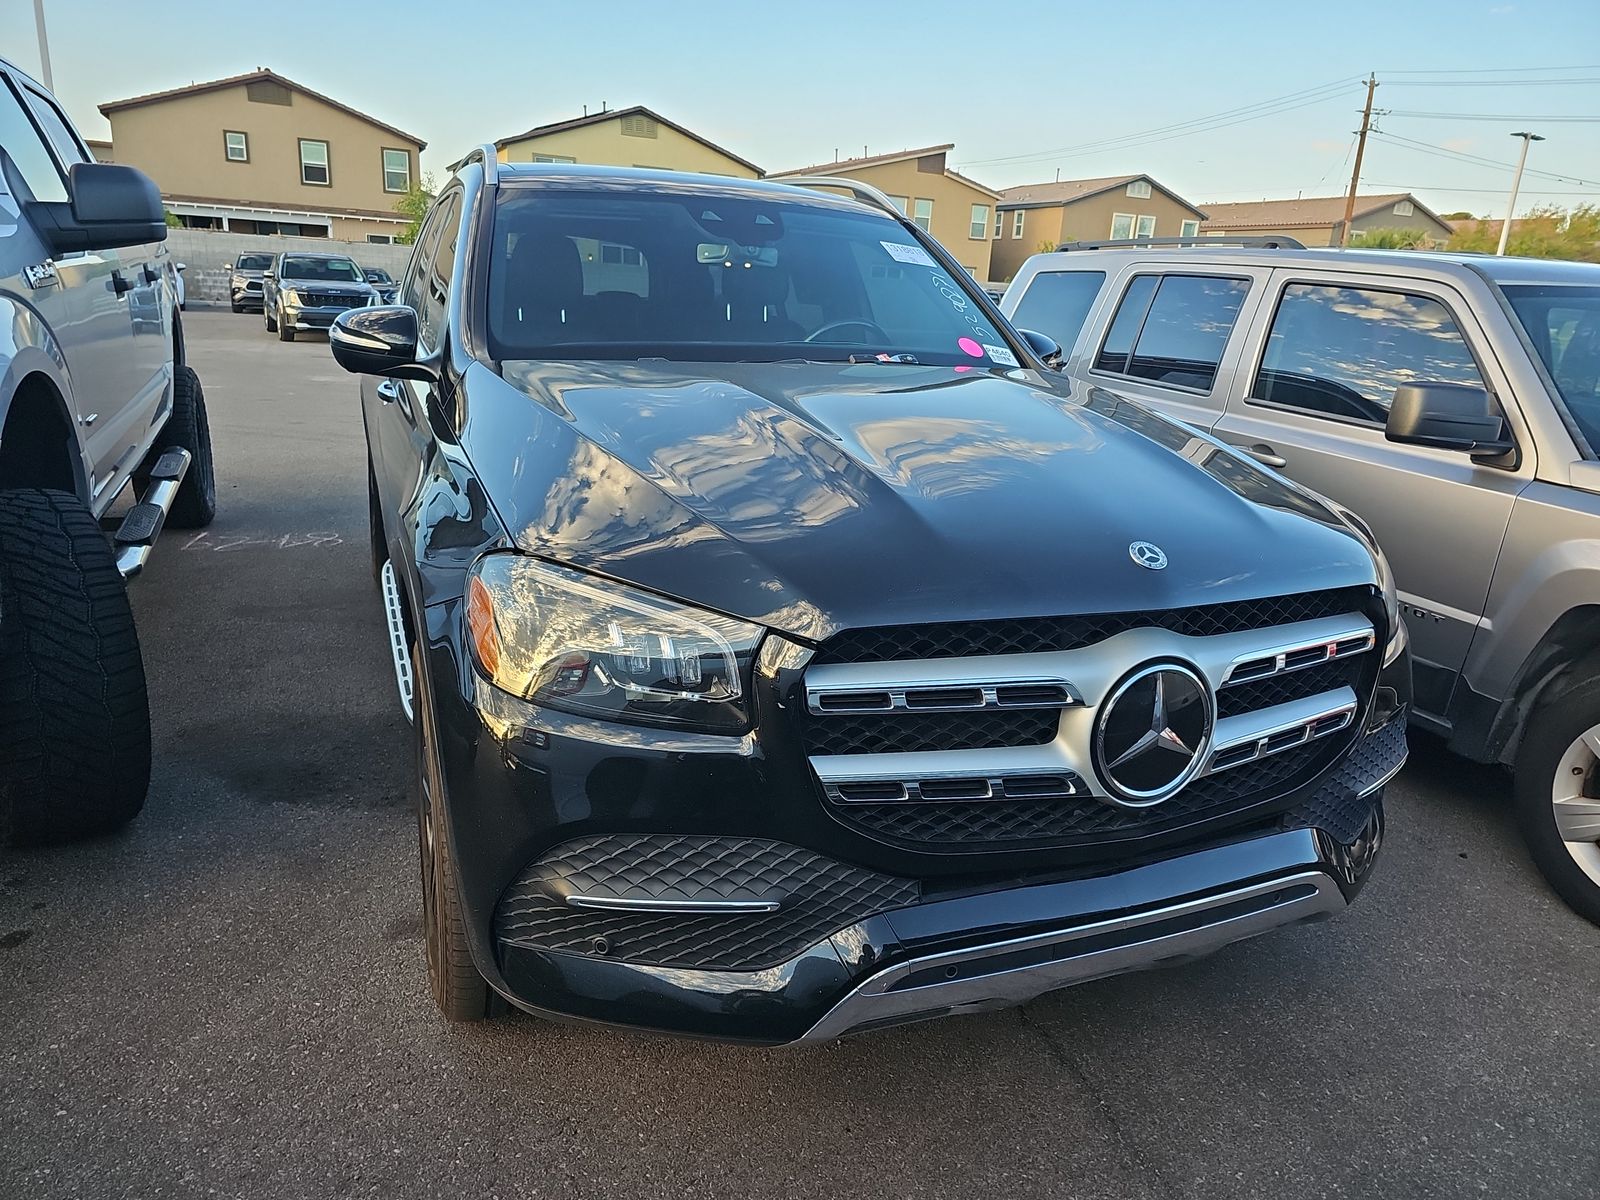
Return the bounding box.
[1551,723,1600,887]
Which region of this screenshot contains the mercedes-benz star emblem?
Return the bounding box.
[1094,663,1214,807]
[1129,541,1168,570]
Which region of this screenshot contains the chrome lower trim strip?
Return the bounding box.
[1222,623,1376,687]
[800,871,1345,1041]
[1206,688,1358,774]
[565,895,781,914]
[380,560,415,722]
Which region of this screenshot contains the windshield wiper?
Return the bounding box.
[847,352,920,365]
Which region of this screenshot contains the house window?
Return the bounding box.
[224,130,248,162]
[886,194,909,216]
[620,114,659,138]
[1180,219,1200,238]
[299,139,329,186]
[382,148,410,193]
[532,153,577,163]
[1013,210,1024,239]
[1135,215,1157,239]
[245,79,292,106]
[913,198,934,232]
[1110,213,1136,239]
[969,204,989,240]
[1126,179,1152,199]
[366,233,395,244]
[1350,229,1367,243]
[993,211,1004,238]
[1393,200,1415,217]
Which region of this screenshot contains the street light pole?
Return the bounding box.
[31,0,53,90]
[1497,131,1544,256]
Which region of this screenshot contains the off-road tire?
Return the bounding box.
[160,365,216,529]
[1515,675,1600,926]
[277,308,295,342]
[0,490,150,845]
[415,646,493,1021]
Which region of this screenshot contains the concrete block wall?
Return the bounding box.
[166,228,414,304]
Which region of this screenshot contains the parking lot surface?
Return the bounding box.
[2,310,1598,1200]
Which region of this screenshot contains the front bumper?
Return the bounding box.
[231,280,264,307]
[489,717,1400,1043]
[283,304,361,330]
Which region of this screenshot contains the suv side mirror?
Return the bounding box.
[28,162,167,254]
[1018,328,1065,370]
[330,306,438,383]
[1386,383,1513,456]
[263,268,276,279]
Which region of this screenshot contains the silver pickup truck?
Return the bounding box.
[1000,239,1600,924]
[1,57,216,845]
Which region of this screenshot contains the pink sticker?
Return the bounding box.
[953,365,973,373]
[958,337,984,357]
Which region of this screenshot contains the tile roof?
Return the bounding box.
[995,174,1206,217]
[98,69,425,149]
[494,105,763,176]
[769,144,1002,199]
[1200,193,1445,230]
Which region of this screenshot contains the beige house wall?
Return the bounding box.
[990,186,1204,281]
[106,85,421,218]
[807,159,995,279]
[498,120,759,178]
[1203,222,1338,246]
[990,206,1066,281]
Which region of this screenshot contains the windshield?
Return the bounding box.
[487,187,1016,366]
[236,254,272,271]
[282,256,365,283]
[1503,284,1600,454]
[365,269,393,283]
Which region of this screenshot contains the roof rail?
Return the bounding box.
[1056,235,1306,251]
[448,144,500,185]
[779,174,904,219]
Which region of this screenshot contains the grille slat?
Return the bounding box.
[803,709,1061,757]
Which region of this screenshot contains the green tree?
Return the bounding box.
[394,172,438,244]
[1351,227,1434,250]
[1447,204,1600,263]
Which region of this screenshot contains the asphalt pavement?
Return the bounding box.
[2,310,1597,1200]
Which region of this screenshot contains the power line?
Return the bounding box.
[1368,130,1600,186]
[1377,64,1600,74]
[1382,78,1600,87]
[1366,180,1593,195]
[957,77,1359,168]
[1386,110,1600,122]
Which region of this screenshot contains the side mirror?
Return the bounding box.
[263,268,276,279]
[176,262,187,273]
[28,162,167,254]
[329,306,438,383]
[1017,328,1065,370]
[1386,383,1513,456]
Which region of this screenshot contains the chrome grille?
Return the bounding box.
[803,589,1382,851]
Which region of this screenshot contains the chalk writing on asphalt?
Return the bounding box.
[182,532,344,552]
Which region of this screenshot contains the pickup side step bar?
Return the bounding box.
[113,447,191,579]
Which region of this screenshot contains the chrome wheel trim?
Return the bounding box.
[1551,723,1600,887]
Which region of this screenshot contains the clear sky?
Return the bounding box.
[5,0,1598,218]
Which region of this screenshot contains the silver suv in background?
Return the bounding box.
[1001,240,1600,924]
[228,251,273,312]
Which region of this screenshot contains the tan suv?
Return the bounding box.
[1001,239,1600,924]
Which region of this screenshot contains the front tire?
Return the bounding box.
[264,305,278,333]
[277,309,295,342]
[1515,675,1600,926]
[231,300,243,314]
[414,646,493,1021]
[0,490,150,845]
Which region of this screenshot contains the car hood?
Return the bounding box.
[471,361,1375,641]
[283,279,374,293]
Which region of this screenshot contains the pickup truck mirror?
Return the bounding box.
[1017,328,1065,370]
[329,306,439,384]
[28,162,167,254]
[1386,383,1514,457]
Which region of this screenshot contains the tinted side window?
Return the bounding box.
[0,76,67,202]
[402,200,449,311]
[1010,271,1105,349]
[1094,274,1249,390]
[1094,275,1157,373]
[419,193,461,349]
[1252,283,1485,425]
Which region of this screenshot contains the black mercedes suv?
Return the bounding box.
[330,150,1411,1043]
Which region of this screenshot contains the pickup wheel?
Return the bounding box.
[0,489,150,846]
[1515,677,1600,926]
[414,648,494,1021]
[160,365,216,529]
[277,308,295,343]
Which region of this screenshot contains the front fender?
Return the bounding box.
[0,295,92,504]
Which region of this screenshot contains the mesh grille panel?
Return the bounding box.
[803,709,1061,756]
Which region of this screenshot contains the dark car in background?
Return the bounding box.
[331,153,1409,1044]
[263,251,377,341]
[229,251,274,312]
[364,267,399,304]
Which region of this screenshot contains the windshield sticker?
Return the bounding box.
[957,337,984,358]
[982,343,1020,367]
[881,241,937,267]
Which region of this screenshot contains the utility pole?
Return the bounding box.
[1497,131,1544,256]
[32,0,53,90]
[1338,73,1378,248]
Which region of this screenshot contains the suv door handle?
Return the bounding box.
[376,379,401,403]
[1237,443,1287,469]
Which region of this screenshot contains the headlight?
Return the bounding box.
[283,288,301,306]
[464,555,763,733]
[1331,504,1403,665]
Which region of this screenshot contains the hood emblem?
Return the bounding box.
[1129,541,1167,570]
[1094,663,1214,807]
